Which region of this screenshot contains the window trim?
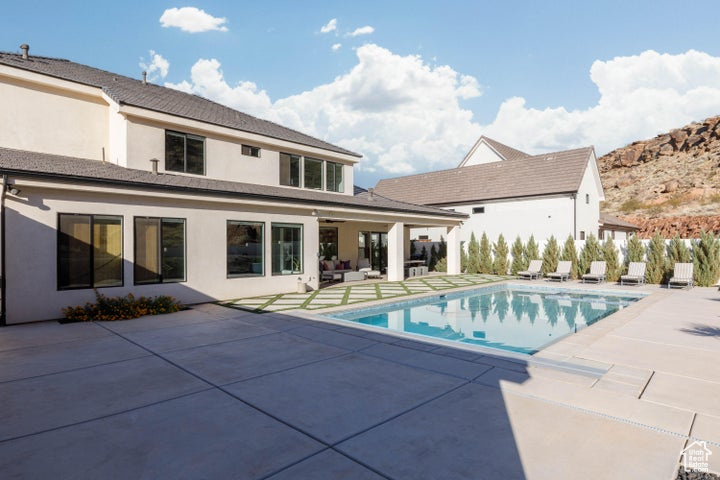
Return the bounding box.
[304,156,324,190]
[271,223,303,276]
[226,220,265,278]
[241,144,261,158]
[57,213,124,291]
[133,216,187,285]
[472,206,485,214]
[325,161,344,193]
[279,152,302,188]
[165,130,206,175]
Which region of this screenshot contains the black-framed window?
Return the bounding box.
[304,157,323,190]
[585,194,590,204]
[58,214,123,290]
[319,227,338,259]
[227,221,264,277]
[272,223,303,275]
[472,206,485,214]
[134,217,186,284]
[279,153,301,187]
[242,144,261,157]
[326,161,344,192]
[165,130,205,175]
[579,231,586,240]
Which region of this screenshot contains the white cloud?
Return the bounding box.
[331,43,342,52]
[163,48,720,186]
[159,7,228,33]
[320,18,337,34]
[139,50,169,81]
[347,26,374,37]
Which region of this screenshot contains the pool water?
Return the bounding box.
[326,284,645,354]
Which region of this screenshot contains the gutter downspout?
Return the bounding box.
[572,193,577,240]
[1,175,7,326]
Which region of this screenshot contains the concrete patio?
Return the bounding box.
[0,283,718,479]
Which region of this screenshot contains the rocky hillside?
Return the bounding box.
[598,115,720,237]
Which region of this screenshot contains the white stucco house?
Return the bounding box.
[0,45,466,325]
[374,135,608,247]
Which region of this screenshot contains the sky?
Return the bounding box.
[3,1,720,187]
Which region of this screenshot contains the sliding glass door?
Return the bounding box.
[357,231,387,272]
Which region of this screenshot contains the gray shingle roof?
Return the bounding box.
[0,147,465,219]
[374,146,595,206]
[480,137,531,162]
[600,213,639,230]
[0,51,360,158]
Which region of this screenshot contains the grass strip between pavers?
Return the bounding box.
[299,289,321,309]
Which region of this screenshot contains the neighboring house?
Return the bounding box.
[599,213,639,241]
[374,136,605,247]
[0,46,465,324]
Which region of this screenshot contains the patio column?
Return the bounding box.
[447,225,461,274]
[387,222,404,281]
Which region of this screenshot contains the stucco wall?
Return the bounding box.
[0,77,108,160]
[462,142,504,166]
[4,187,322,324]
[575,158,602,240]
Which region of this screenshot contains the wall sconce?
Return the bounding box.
[311,209,318,216]
[7,184,21,196]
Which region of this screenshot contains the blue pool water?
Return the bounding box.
[326,284,646,354]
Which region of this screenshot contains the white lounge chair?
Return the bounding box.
[620,262,646,286]
[518,260,542,280]
[546,261,571,282]
[517,259,542,280]
[358,257,381,279]
[582,261,606,283]
[668,262,693,289]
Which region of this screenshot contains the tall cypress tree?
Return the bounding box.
[493,234,510,275]
[578,234,602,275]
[524,235,540,265]
[645,232,667,284]
[438,235,447,259]
[602,237,621,282]
[510,236,526,275]
[479,232,493,274]
[429,245,438,272]
[625,234,645,267]
[692,230,720,287]
[560,235,579,279]
[667,234,691,264]
[541,236,560,274]
[467,232,480,274]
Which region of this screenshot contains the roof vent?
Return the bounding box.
[368,188,375,199]
[20,44,29,59]
[142,71,147,85]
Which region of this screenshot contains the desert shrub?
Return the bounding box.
[578,234,602,275]
[467,233,480,274]
[435,257,447,272]
[493,234,510,275]
[524,235,540,265]
[560,235,579,279]
[510,236,526,275]
[63,290,182,322]
[479,232,493,274]
[620,198,646,213]
[625,234,645,266]
[692,230,720,287]
[541,236,560,274]
[645,232,667,284]
[602,237,621,282]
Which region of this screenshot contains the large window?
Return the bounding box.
[304,157,323,190]
[241,144,261,157]
[165,131,205,175]
[227,221,264,277]
[134,217,186,284]
[279,153,301,187]
[326,162,344,193]
[272,224,303,275]
[58,214,123,289]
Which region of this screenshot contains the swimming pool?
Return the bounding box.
[325,284,646,354]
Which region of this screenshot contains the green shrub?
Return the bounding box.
[524,235,540,265]
[561,235,579,279]
[620,198,645,213]
[435,257,447,272]
[479,232,493,274]
[602,237,621,282]
[63,290,182,322]
[692,230,720,287]
[541,236,560,274]
[438,235,447,258]
[625,234,645,267]
[429,245,438,272]
[578,234,602,275]
[467,233,480,274]
[510,236,526,275]
[645,232,667,284]
[667,234,691,264]
[493,234,510,275]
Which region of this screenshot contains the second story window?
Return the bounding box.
[242,144,261,157]
[279,153,301,187]
[304,157,323,190]
[326,161,344,192]
[165,131,205,175]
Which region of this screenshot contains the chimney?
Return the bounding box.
[20,44,29,59]
[142,71,147,85]
[368,188,375,198]
[150,158,159,175]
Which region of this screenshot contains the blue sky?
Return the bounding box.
[3,1,720,187]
